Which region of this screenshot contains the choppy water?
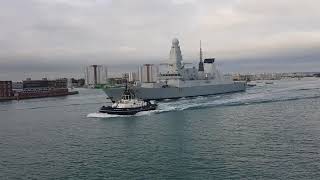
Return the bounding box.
[1,78,320,179]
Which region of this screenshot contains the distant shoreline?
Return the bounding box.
[0,91,79,102]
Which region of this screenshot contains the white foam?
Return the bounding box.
[87,110,158,118]
[87,112,126,118]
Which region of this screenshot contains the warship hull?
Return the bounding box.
[103,82,246,102]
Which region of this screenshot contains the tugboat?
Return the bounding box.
[247,82,257,87]
[99,84,157,115]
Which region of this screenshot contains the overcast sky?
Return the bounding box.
[1,0,320,80]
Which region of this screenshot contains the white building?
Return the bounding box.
[139,64,157,83]
[128,72,138,82]
[85,65,108,85]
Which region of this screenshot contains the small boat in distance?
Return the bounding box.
[247,82,257,87]
[99,84,157,115]
[265,81,274,85]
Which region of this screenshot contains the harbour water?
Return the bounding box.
[1,78,320,179]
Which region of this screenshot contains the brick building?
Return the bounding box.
[0,81,13,97]
[22,78,68,92]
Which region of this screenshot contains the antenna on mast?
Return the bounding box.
[200,40,203,62]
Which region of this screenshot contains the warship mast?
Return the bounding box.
[198,40,204,72]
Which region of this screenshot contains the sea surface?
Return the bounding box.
[1,78,320,179]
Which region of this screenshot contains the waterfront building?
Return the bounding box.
[0,81,13,97]
[85,65,108,86]
[15,78,72,99]
[52,78,68,88]
[138,66,143,82]
[12,82,23,91]
[70,78,85,87]
[128,72,138,82]
[107,77,127,86]
[22,78,68,92]
[140,64,157,83]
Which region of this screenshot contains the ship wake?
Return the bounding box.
[87,79,320,118]
[157,79,320,112]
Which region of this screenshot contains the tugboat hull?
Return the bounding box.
[99,104,157,115]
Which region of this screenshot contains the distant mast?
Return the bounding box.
[198,40,204,72]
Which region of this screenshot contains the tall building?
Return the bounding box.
[0,81,13,97]
[128,72,138,82]
[140,64,156,83]
[138,66,143,82]
[85,65,108,86]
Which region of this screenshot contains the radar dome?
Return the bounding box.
[172,38,179,45]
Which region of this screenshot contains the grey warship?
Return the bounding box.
[103,38,246,102]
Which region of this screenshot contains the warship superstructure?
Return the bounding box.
[103,38,246,102]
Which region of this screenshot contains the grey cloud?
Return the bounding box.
[0,0,319,80]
